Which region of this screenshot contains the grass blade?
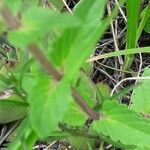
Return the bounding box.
[87,47,150,62]
[136,3,150,42]
[124,0,141,70]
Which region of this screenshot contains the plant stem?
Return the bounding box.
[28,43,99,120]
[0,8,21,30]
[58,123,134,149]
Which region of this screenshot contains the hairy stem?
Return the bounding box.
[28,44,99,120]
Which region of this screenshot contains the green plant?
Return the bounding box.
[124,0,150,70]
[0,0,150,150]
[124,0,141,70]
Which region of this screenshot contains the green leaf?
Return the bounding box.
[93,100,150,148]
[130,68,150,114]
[68,136,94,150]
[0,16,6,32]
[21,73,37,96]
[81,62,93,76]
[64,0,106,81]
[63,101,87,126]
[21,0,39,10]
[73,71,97,108]
[8,118,37,150]
[0,99,28,124]
[124,0,141,69]
[137,4,150,40]
[126,0,141,49]
[8,8,80,47]
[49,0,124,71]
[4,0,22,15]
[73,0,105,22]
[63,71,97,126]
[48,0,106,78]
[144,17,150,33]
[127,146,150,150]
[49,0,65,11]
[87,46,150,62]
[29,75,72,137]
[0,73,10,90]
[95,83,111,102]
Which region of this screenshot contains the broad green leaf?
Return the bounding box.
[93,100,150,148]
[95,83,111,102]
[8,8,80,47]
[21,0,39,9]
[127,146,150,150]
[48,28,76,68]
[29,75,72,137]
[0,16,6,32]
[63,101,87,126]
[63,71,96,126]
[48,0,106,76]
[73,71,97,108]
[0,99,28,124]
[73,0,105,22]
[22,0,65,10]
[64,0,106,80]
[130,68,150,114]
[81,62,93,76]
[21,73,37,96]
[49,0,125,71]
[68,136,94,150]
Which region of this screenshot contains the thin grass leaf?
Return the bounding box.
[124,0,141,70]
[87,46,150,62]
[111,84,140,100]
[136,3,150,42]
[49,0,66,10]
